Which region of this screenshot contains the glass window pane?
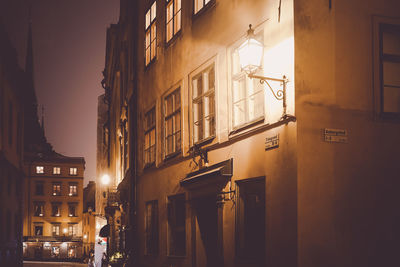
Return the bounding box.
[383,86,400,113]
[174,11,181,33]
[208,67,215,90]
[146,10,151,29]
[383,31,400,55]
[234,100,246,127]
[175,112,181,131]
[151,2,157,21]
[383,61,400,87]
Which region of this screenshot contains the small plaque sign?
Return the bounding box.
[265,134,279,150]
[324,128,348,143]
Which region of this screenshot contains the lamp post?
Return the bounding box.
[238,24,295,120]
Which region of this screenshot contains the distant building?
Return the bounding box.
[20,17,86,262]
[0,22,25,267]
[82,181,96,257]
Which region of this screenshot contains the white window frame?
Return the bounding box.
[194,0,212,15]
[190,62,216,144]
[164,88,182,157]
[145,1,157,66]
[166,0,182,42]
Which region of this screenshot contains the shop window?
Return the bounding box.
[191,64,215,143]
[145,200,159,255]
[164,88,181,157]
[167,194,186,256]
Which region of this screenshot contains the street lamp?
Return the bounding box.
[101,174,111,186]
[238,24,295,120]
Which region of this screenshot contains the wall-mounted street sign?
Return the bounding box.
[265,134,279,150]
[324,128,348,143]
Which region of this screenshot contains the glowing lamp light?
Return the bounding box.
[84,234,87,239]
[238,24,263,74]
[101,174,111,185]
[63,228,67,234]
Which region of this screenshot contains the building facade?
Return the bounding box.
[0,22,25,267]
[22,156,85,261]
[101,0,400,266]
[83,181,96,257]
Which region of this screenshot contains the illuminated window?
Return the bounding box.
[36,166,44,174]
[34,202,44,217]
[69,167,77,175]
[53,167,61,175]
[68,203,77,217]
[379,24,400,115]
[68,224,77,236]
[35,182,44,195]
[145,200,159,255]
[192,64,215,143]
[231,46,264,128]
[145,1,157,66]
[194,0,212,14]
[164,88,181,157]
[167,194,186,256]
[34,225,43,236]
[51,203,61,217]
[69,183,78,196]
[52,183,61,196]
[52,224,60,236]
[144,107,156,166]
[166,0,181,42]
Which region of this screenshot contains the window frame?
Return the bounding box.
[68,203,78,217]
[34,202,45,217]
[167,194,186,257]
[193,0,214,16]
[52,182,61,196]
[69,167,78,176]
[145,200,159,255]
[145,1,157,67]
[36,166,44,174]
[190,63,216,145]
[373,16,400,120]
[164,87,182,158]
[68,223,77,236]
[68,183,78,196]
[144,107,156,167]
[34,225,43,236]
[35,181,44,196]
[52,224,60,236]
[51,202,61,217]
[166,0,182,44]
[53,167,61,175]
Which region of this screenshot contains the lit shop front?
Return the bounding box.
[23,236,83,261]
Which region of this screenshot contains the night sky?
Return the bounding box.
[0,0,119,185]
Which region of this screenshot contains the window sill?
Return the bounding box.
[144,58,157,71]
[193,135,215,148]
[164,150,181,161]
[229,117,265,137]
[165,30,182,48]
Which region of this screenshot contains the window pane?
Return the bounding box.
[383,61,400,87]
[233,79,246,102]
[234,100,246,127]
[383,86,400,113]
[151,2,157,22]
[249,90,264,121]
[174,11,181,33]
[383,31,400,55]
[146,10,151,29]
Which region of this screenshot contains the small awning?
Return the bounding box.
[99,224,110,237]
[180,159,233,193]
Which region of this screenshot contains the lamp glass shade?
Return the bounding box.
[101,174,110,185]
[238,37,263,74]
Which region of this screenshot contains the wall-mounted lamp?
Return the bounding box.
[238,24,295,120]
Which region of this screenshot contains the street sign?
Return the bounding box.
[324,128,348,143]
[265,134,279,150]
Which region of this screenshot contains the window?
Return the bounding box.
[192,64,215,143]
[68,203,77,217]
[145,1,157,66]
[164,88,181,157]
[236,178,265,263]
[35,182,44,195]
[34,202,44,217]
[167,194,186,256]
[34,225,43,236]
[69,167,77,175]
[68,224,77,236]
[53,167,61,175]
[194,0,212,14]
[144,107,156,166]
[52,183,61,196]
[379,24,400,115]
[36,166,44,174]
[51,203,61,217]
[52,224,60,236]
[231,39,264,129]
[69,183,78,196]
[145,200,159,255]
[166,0,181,42]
